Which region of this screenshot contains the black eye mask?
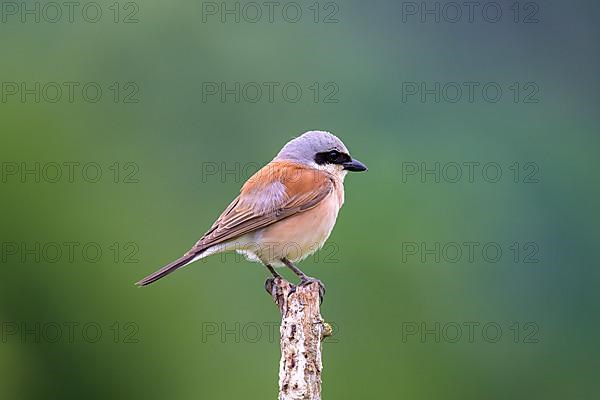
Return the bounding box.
[314,150,352,165]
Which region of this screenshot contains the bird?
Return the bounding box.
[136,131,367,297]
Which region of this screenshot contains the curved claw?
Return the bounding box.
[265,277,297,298]
[299,277,326,304]
[264,277,276,296]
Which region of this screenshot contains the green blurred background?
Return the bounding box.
[1,0,599,398]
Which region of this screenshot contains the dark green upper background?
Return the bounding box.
[1,1,599,399]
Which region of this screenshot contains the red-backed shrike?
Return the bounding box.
[136,131,367,295]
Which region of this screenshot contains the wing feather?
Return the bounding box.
[136,161,333,286]
[187,162,333,255]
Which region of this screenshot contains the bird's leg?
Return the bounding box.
[264,263,282,295]
[265,263,281,278]
[281,258,326,303]
[281,257,308,279]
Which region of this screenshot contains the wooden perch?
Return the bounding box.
[266,277,332,400]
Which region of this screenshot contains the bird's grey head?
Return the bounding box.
[274,130,367,173]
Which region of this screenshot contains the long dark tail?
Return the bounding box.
[135,252,199,286]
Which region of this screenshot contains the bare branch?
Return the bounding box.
[268,278,332,400]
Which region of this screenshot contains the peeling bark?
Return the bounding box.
[267,278,332,400]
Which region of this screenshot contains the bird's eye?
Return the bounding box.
[314,150,349,165]
[327,151,340,162]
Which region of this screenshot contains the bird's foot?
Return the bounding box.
[299,276,326,304]
[265,275,324,304]
[265,276,297,296]
[264,277,278,296]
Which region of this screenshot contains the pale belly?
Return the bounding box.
[236,192,341,266]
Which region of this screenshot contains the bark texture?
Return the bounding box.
[267,278,332,400]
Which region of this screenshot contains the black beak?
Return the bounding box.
[343,158,368,172]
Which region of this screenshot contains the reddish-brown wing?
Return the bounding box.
[186,161,333,255]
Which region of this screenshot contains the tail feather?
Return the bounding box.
[135,252,199,286]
